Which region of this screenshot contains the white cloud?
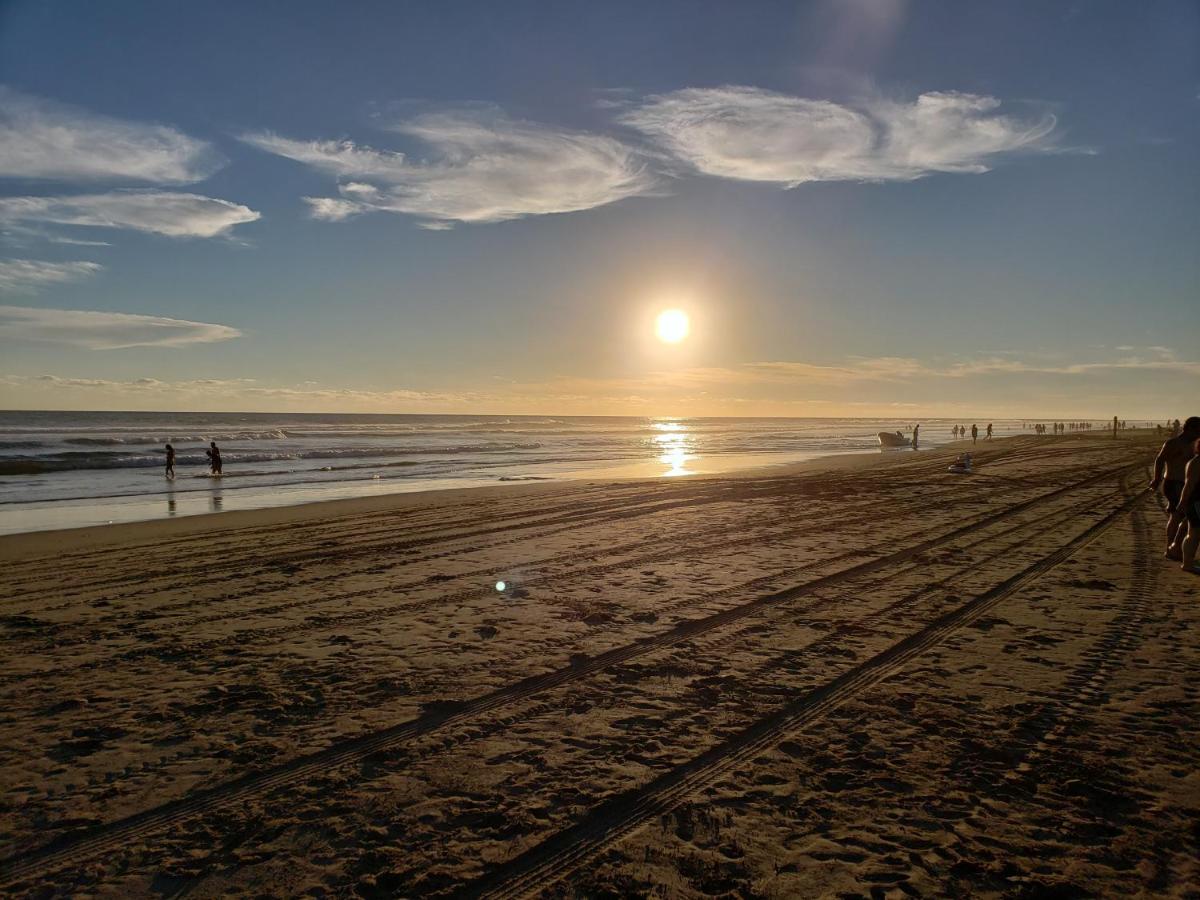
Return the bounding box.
[303,196,363,222]
[0,305,242,349]
[620,87,1058,186]
[0,191,260,238]
[0,86,223,183]
[45,236,113,247]
[241,108,657,228]
[0,258,103,294]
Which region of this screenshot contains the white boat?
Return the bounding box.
[878,431,911,449]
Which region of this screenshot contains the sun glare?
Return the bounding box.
[655,309,690,344]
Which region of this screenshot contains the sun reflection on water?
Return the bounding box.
[651,420,695,476]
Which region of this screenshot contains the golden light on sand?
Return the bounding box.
[655,309,690,344]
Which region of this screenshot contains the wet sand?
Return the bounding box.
[1,432,1196,897]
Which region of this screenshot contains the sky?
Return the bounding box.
[0,0,1196,418]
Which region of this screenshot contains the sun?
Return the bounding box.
[655,309,690,344]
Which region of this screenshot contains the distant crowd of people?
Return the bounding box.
[1151,417,1200,573]
[948,420,1137,441]
[1020,418,1138,437]
[1032,421,1095,434]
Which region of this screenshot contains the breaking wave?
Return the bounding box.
[0,441,544,475]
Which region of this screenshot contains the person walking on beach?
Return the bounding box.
[206,441,222,476]
[164,442,175,479]
[1152,417,1200,555]
[912,423,920,448]
[971,424,978,445]
[1166,436,1200,572]
[986,423,993,440]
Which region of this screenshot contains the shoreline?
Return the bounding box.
[1,416,1161,543]
[0,439,957,558]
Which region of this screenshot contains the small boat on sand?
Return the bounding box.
[878,430,912,449]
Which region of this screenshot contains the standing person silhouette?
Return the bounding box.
[164,443,175,479]
[207,441,222,476]
[1113,416,1119,439]
[971,424,978,445]
[986,423,993,440]
[912,423,920,448]
[1152,417,1200,556]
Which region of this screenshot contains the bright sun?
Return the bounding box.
[655,309,690,344]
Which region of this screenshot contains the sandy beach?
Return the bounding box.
[1,431,1196,897]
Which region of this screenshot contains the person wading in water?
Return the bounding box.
[206,441,222,476]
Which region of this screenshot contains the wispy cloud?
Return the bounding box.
[545,350,1200,397]
[0,86,223,183]
[620,87,1058,186]
[22,374,258,390]
[942,354,1200,378]
[241,107,657,228]
[0,373,474,409]
[0,258,103,294]
[0,191,260,238]
[748,351,1200,383]
[0,305,242,349]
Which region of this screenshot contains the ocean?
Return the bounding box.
[0,411,1059,535]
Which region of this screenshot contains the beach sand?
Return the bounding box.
[1,432,1196,897]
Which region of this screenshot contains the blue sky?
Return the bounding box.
[0,0,1196,417]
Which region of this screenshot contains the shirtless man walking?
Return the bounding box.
[1151,416,1200,557]
[1167,436,1200,572]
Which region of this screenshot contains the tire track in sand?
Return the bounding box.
[460,476,1148,899]
[0,464,1143,889]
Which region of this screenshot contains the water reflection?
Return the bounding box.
[210,487,223,512]
[652,420,695,476]
[166,485,177,517]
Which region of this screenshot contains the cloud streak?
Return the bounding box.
[620,87,1058,186]
[241,108,657,228]
[5,344,1194,416]
[542,350,1200,397]
[0,258,103,294]
[0,191,260,238]
[0,305,242,349]
[0,86,223,183]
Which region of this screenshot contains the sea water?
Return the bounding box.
[0,412,1064,534]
